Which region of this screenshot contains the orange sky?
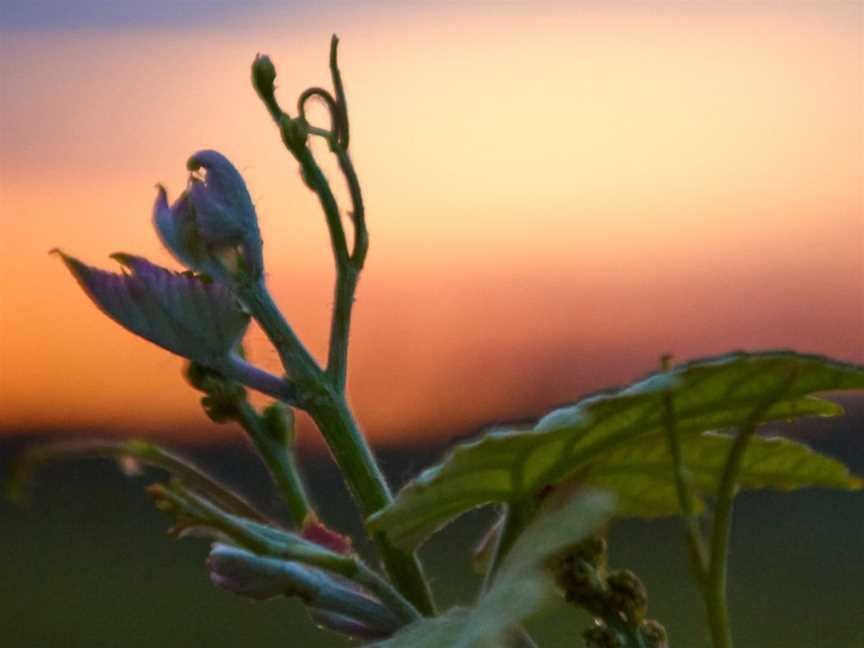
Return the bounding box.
[1,2,862,445]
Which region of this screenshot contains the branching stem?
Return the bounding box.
[249,36,435,615]
[221,354,298,404]
[233,400,312,526]
[704,373,795,648]
[233,280,321,382]
[482,498,536,593]
[354,562,424,625]
[663,393,709,585]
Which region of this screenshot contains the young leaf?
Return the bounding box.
[155,150,264,279]
[6,438,265,522]
[55,251,249,364]
[208,544,402,637]
[373,490,615,648]
[150,481,356,575]
[369,352,864,551]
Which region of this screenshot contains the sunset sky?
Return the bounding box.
[1,1,861,445]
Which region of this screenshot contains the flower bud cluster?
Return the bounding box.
[582,623,667,648]
[583,625,625,648]
[554,535,668,648]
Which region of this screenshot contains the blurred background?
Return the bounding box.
[1,1,862,646]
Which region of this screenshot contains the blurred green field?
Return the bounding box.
[2,412,862,647]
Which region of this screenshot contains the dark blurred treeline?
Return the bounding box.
[1,396,861,647]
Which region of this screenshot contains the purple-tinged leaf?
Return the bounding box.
[155,150,263,278]
[208,544,402,635]
[56,250,249,364]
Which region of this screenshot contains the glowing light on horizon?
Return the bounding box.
[1,3,861,443]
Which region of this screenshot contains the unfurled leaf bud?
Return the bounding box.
[155,150,263,280]
[56,251,249,365]
[208,543,296,600]
[208,544,401,635]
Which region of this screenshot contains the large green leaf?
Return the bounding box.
[369,352,864,550]
[373,490,615,648]
[586,432,862,517]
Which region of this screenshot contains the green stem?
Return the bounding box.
[706,426,751,648]
[249,41,435,614]
[480,503,539,647]
[222,354,298,404]
[704,374,795,648]
[326,141,366,391]
[482,498,536,592]
[239,224,434,617]
[224,282,435,612]
[234,401,312,526]
[355,562,423,625]
[305,393,436,615]
[329,34,350,149]
[663,393,709,585]
[297,87,341,137]
[333,142,368,267]
[300,393,388,516]
[232,279,321,384]
[327,266,359,391]
[292,131,365,391]
[305,126,366,268]
[507,627,539,648]
[292,143,351,269]
[256,40,365,393]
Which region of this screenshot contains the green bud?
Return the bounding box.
[146,483,177,514]
[640,620,669,648]
[185,361,212,391]
[556,555,608,616]
[186,363,247,424]
[279,114,308,151]
[251,54,277,100]
[200,395,231,423]
[571,534,607,569]
[261,402,295,445]
[583,625,624,648]
[606,569,648,626]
